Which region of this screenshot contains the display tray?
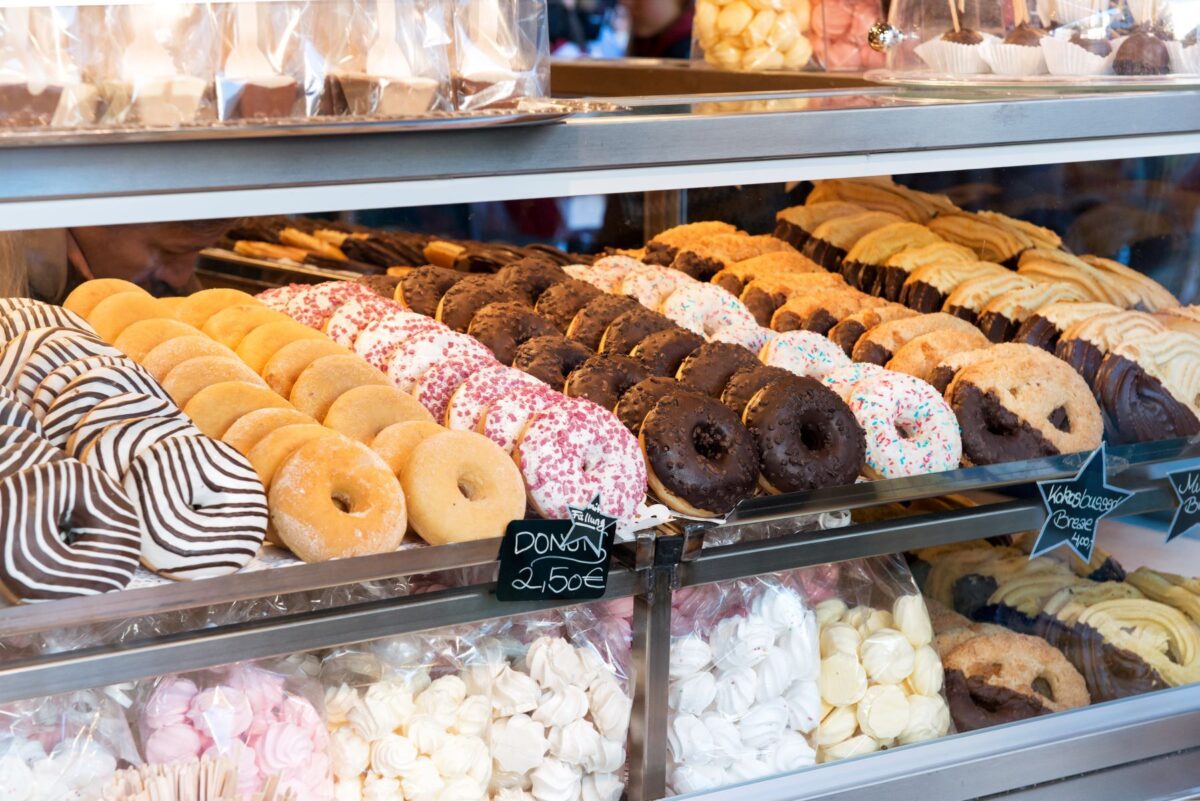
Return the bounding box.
[866,68,1200,91]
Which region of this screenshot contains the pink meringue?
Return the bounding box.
[257,722,315,773]
[188,687,254,742]
[145,724,204,764]
[144,678,199,730]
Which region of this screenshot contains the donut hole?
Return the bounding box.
[800,420,829,451]
[331,492,354,514]
[1031,676,1055,701]
[1048,406,1071,433]
[692,422,729,463]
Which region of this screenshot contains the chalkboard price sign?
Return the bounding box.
[1031,444,1133,563]
[496,494,617,602]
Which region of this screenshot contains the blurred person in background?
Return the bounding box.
[625,0,694,58]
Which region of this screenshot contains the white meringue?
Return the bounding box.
[400,756,445,801]
[532,685,588,728]
[860,629,915,685]
[405,714,449,755]
[754,646,793,702]
[783,680,822,733]
[427,675,468,705]
[815,705,857,746]
[372,634,426,666]
[525,637,585,691]
[366,681,416,728]
[898,694,950,745]
[490,769,531,793]
[820,623,861,658]
[333,777,363,801]
[588,735,626,774]
[363,773,402,801]
[491,714,548,775]
[438,776,486,801]
[725,758,772,783]
[491,666,541,716]
[711,615,775,670]
[580,772,623,801]
[588,680,632,740]
[349,698,402,741]
[815,598,848,627]
[492,789,535,801]
[821,733,879,762]
[370,733,418,778]
[576,646,612,690]
[0,755,32,801]
[714,667,756,718]
[530,757,582,801]
[771,730,817,773]
[433,735,491,783]
[893,594,934,647]
[669,671,717,715]
[908,645,944,697]
[700,714,742,765]
[668,714,714,764]
[330,727,371,780]
[818,653,868,706]
[751,587,810,633]
[548,719,602,767]
[416,684,462,728]
[669,635,713,679]
[325,683,361,727]
[453,695,491,738]
[669,763,726,794]
[856,684,910,740]
[781,620,821,682]
[460,664,498,697]
[736,699,788,749]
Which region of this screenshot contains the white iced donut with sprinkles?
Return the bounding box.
[846,372,962,479]
[412,350,499,421]
[620,263,693,310]
[386,327,494,393]
[479,383,562,454]
[323,295,395,348]
[581,255,645,293]
[444,364,544,431]
[660,282,756,338]
[709,321,775,353]
[760,330,852,379]
[352,311,441,371]
[514,398,646,521]
[821,362,888,400]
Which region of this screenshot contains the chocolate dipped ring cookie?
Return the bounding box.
[886,328,991,384]
[977,282,1089,343]
[632,328,705,378]
[398,266,469,317]
[948,353,1103,464]
[827,305,919,357]
[436,276,523,333]
[512,335,593,390]
[567,294,641,351]
[801,211,905,272]
[719,364,793,416]
[1095,332,1200,444]
[615,376,691,434]
[942,273,1036,326]
[497,257,567,304]
[711,251,826,296]
[640,392,758,517]
[852,312,984,366]
[467,301,559,365]
[928,211,1036,267]
[600,308,677,356]
[534,278,604,332]
[643,221,739,267]
[676,342,761,397]
[1055,310,1166,386]
[770,289,884,335]
[1013,301,1122,353]
[840,221,945,293]
[564,354,651,410]
[899,259,1010,313]
[744,375,865,493]
[927,342,1050,396]
[873,241,977,302]
[773,201,866,251]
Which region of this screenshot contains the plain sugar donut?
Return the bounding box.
[141,336,237,382]
[247,424,336,488]
[235,320,324,374]
[112,318,200,362]
[201,304,290,349]
[222,407,316,454]
[371,420,445,475]
[289,354,390,420]
[323,384,434,443]
[269,436,407,561]
[63,278,147,318]
[401,430,525,544]
[261,339,351,398]
[184,381,293,438]
[174,288,262,328]
[85,293,170,342]
[162,356,267,407]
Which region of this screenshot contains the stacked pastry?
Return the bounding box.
[0,288,268,602]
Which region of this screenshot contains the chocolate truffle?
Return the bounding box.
[1004,24,1046,46]
[1113,31,1171,75]
[942,28,985,45]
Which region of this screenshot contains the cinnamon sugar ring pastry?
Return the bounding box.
[1012,301,1121,353]
[512,335,593,390]
[435,276,523,333]
[928,342,1054,396]
[496,257,567,304]
[1080,255,1180,312]
[948,352,1103,464]
[563,354,651,411]
[806,178,955,222]
[773,201,866,250]
[886,328,991,383]
[642,221,739,266]
[942,273,1038,326]
[566,294,641,351]
[828,304,919,357]
[977,210,1062,250]
[719,364,793,417]
[928,211,1036,267]
[631,328,705,377]
[615,376,693,435]
[852,312,983,366]
[801,211,906,272]
[1095,331,1200,444]
[977,282,1090,343]
[1055,310,1165,386]
[534,278,604,332]
[739,273,848,327]
[676,342,761,398]
[711,251,826,296]
[398,266,468,317]
[770,289,884,335]
[468,301,558,365]
[873,241,977,302]
[599,308,676,356]
[900,259,1010,313]
[841,222,944,293]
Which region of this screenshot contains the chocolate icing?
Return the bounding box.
[1114,31,1170,75]
[1038,616,1165,702]
[564,354,651,410]
[929,365,957,395]
[742,285,788,328]
[568,295,641,350]
[828,320,868,356]
[1013,314,1062,353]
[898,280,948,314]
[952,574,1000,620]
[712,272,745,296]
[720,364,793,416]
[976,311,1019,343]
[674,252,724,281]
[801,238,847,272]
[497,258,567,304]
[841,260,877,292]
[952,382,1061,464]
[744,376,865,493]
[512,335,593,390]
[1055,338,1107,386]
[632,329,706,377]
[942,28,985,44]
[228,79,298,119]
[1088,557,1127,583]
[773,219,811,251]
[534,279,603,332]
[872,265,911,302]
[0,83,64,127]
[676,342,762,397]
[854,341,893,367]
[944,669,1049,732]
[600,308,676,356]
[400,266,467,317]
[356,274,403,298]
[945,305,980,326]
[641,393,759,514]
[769,306,805,333]
[616,376,689,434]
[342,235,424,268]
[467,301,558,365]
[1094,353,1200,444]
[438,276,522,333]
[643,241,677,266]
[803,309,841,336]
[1004,24,1046,46]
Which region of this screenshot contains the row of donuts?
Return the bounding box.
[0,296,269,602]
[255,277,648,525]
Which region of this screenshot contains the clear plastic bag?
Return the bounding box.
[213,1,305,121]
[451,0,548,110]
[666,572,820,795]
[0,687,140,801]
[134,660,333,801]
[0,6,98,128]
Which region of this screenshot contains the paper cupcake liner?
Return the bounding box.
[1168,41,1200,74]
[1041,33,1117,75]
[914,38,993,74]
[981,39,1049,74]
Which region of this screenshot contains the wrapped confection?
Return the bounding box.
[451,0,548,110]
[0,6,98,128]
[215,2,303,121]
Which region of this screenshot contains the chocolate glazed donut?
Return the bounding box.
[743,376,865,493]
[512,335,593,391]
[616,376,691,434]
[676,342,761,398]
[436,276,522,332]
[564,354,651,410]
[535,279,602,332]
[567,295,641,351]
[643,241,677,266]
[399,266,468,317]
[631,328,705,378]
[1094,352,1200,444]
[720,364,793,416]
[497,257,567,304]
[641,392,759,516]
[600,308,677,356]
[467,301,559,365]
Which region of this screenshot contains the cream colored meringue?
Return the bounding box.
[860,629,915,685]
[333,776,363,801]
[325,683,361,728]
[856,684,910,740]
[438,775,486,801]
[820,623,861,658]
[349,699,402,741]
[821,734,879,762]
[815,705,857,747]
[532,685,588,728]
[363,773,401,801]
[416,685,461,728]
[365,681,415,729]
[491,666,541,717]
[400,756,445,801]
[908,645,944,697]
[433,735,491,784]
[491,714,548,775]
[898,694,950,745]
[529,757,582,801]
[330,727,371,780]
[492,789,534,801]
[405,714,449,756]
[815,599,849,627]
[587,680,632,741]
[453,695,491,738]
[819,653,868,706]
[370,733,418,778]
[894,594,934,647]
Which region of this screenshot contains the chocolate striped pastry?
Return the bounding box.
[0,327,123,405]
[773,201,865,250]
[1055,310,1165,386]
[852,311,983,366]
[801,211,905,272]
[841,222,944,293]
[0,459,142,603]
[929,342,1058,396]
[669,234,797,281]
[643,221,739,266]
[0,425,62,480]
[711,251,826,296]
[977,282,1089,343]
[1095,331,1200,444]
[0,390,41,436]
[124,436,268,580]
[770,289,885,335]
[0,303,93,342]
[806,177,956,223]
[928,211,1036,267]
[42,368,174,447]
[68,393,198,460]
[827,304,918,356]
[1012,301,1121,353]
[943,273,1037,325]
[0,298,40,315]
[738,273,848,327]
[873,241,976,302]
[30,355,145,420]
[80,416,200,480]
[900,260,1010,313]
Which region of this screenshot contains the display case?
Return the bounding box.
[2,63,1200,801]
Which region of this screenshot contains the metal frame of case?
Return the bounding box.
[3,73,1200,801]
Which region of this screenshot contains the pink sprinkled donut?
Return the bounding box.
[445,364,544,431]
[759,330,852,378]
[710,321,776,353]
[479,383,562,453]
[660,282,756,338]
[285,282,376,329]
[352,312,441,371]
[846,372,962,479]
[412,350,499,420]
[514,398,646,522]
[256,284,306,311]
[821,362,888,400]
[582,255,645,293]
[619,264,692,309]
[324,296,395,348]
[385,328,493,393]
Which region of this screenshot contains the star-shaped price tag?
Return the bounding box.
[1032,444,1134,563]
[496,495,616,602]
[1166,468,1200,543]
[566,494,617,540]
